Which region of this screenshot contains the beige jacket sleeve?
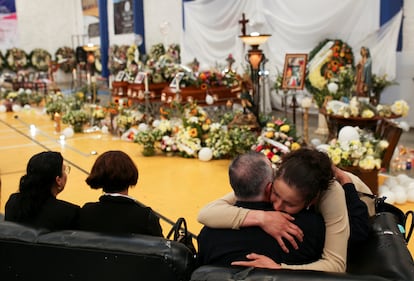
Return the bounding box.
[197,192,249,229]
[281,182,350,272]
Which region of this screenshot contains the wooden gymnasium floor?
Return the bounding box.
[1,107,414,257]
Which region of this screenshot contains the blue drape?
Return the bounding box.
[133,0,146,54]
[380,0,403,51]
[98,0,109,80]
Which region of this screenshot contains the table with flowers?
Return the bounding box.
[322,108,401,141]
[322,98,409,141]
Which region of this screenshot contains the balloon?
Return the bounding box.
[407,189,414,202]
[399,121,410,132]
[327,82,338,94]
[205,94,214,105]
[160,21,171,36]
[134,34,143,46]
[338,126,359,143]
[198,147,213,161]
[394,190,407,204]
[12,104,22,112]
[62,127,74,138]
[396,174,412,186]
[378,185,390,194]
[0,105,6,112]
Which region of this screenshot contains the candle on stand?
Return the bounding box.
[72,69,77,80]
[144,73,149,92]
[87,73,91,85]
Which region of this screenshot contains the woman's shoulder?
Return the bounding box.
[5,192,22,208]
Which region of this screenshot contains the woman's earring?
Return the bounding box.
[306,205,310,210]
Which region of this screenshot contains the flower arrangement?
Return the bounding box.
[326,97,410,118]
[372,74,398,95]
[204,123,233,158]
[306,39,354,108]
[0,51,4,71]
[5,48,28,71]
[108,44,129,75]
[254,118,301,165]
[62,109,89,132]
[159,135,178,155]
[29,48,51,71]
[131,102,258,158]
[55,46,76,73]
[326,128,389,170]
[92,106,106,120]
[148,43,165,61]
[134,126,163,156]
[115,108,144,131]
[5,88,42,106]
[45,92,66,116]
[390,100,410,117]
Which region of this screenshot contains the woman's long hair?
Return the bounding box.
[14,151,63,222]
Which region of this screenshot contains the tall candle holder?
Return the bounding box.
[239,32,271,122]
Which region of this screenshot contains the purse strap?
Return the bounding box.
[405,210,414,243]
[167,217,188,241]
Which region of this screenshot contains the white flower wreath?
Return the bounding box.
[55,47,76,73]
[0,51,4,71]
[30,48,52,71]
[5,48,28,71]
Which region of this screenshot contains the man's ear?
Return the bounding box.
[55,175,62,187]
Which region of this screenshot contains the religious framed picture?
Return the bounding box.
[282,53,308,90]
[134,72,146,84]
[115,71,126,82]
[169,72,185,89]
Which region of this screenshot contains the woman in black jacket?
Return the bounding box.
[78,150,163,237]
[5,151,79,230]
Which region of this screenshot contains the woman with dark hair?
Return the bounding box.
[78,150,163,236]
[5,151,79,230]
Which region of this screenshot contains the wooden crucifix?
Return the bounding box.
[239,13,249,36]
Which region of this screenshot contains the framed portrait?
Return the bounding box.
[169,72,185,88]
[134,71,146,84]
[115,71,126,82]
[282,53,308,90]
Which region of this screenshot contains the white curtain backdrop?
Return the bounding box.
[182,0,401,80]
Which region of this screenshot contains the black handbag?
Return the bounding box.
[167,217,197,258]
[359,191,414,242]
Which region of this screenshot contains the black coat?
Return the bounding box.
[5,193,80,231]
[78,194,163,237]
